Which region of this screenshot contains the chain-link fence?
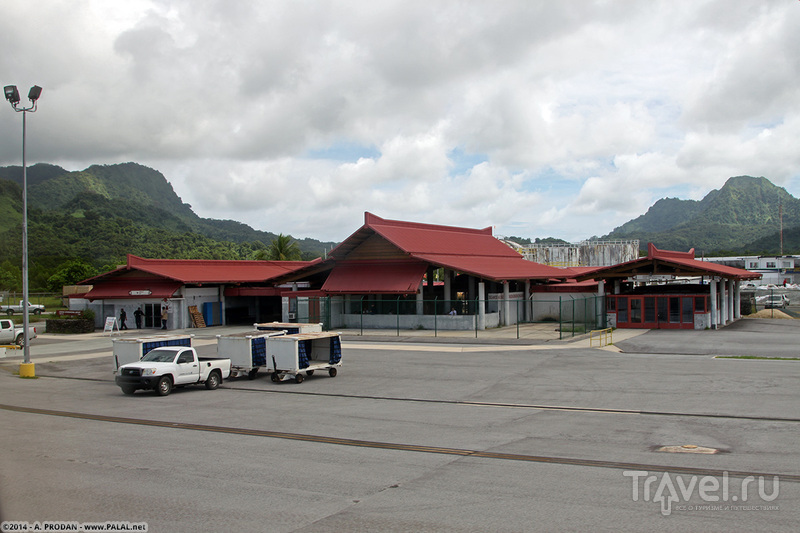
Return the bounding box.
[288,294,606,340]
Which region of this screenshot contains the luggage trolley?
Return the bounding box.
[267,332,343,384]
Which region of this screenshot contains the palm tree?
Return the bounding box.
[258,234,301,261]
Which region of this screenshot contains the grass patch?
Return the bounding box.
[716,355,800,361]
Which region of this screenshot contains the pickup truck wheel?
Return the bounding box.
[294,373,304,384]
[6,309,13,316]
[15,335,24,347]
[33,309,42,315]
[205,371,221,390]
[155,376,173,396]
[121,386,136,395]
[248,369,259,380]
[306,370,314,376]
[328,367,337,378]
[270,373,280,383]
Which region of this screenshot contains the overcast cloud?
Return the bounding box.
[1,0,799,243]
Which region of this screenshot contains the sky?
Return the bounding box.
[1,1,799,244]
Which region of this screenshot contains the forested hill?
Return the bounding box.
[603,176,800,255]
[0,162,337,290]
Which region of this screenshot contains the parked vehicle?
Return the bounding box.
[0,318,37,347]
[112,334,193,370]
[764,294,790,309]
[268,332,343,384]
[115,346,231,396]
[0,300,45,316]
[217,330,287,379]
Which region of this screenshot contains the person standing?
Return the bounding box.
[119,308,128,330]
[134,307,144,329]
[161,306,168,330]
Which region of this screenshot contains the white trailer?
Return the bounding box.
[254,322,323,334]
[267,332,343,384]
[112,334,194,370]
[216,330,287,379]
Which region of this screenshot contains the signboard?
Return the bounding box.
[129,290,152,296]
[103,316,119,335]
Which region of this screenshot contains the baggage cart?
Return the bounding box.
[216,330,287,379]
[254,322,323,334]
[267,332,343,384]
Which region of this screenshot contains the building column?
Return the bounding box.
[727,279,735,322]
[417,279,424,315]
[502,281,510,326]
[524,279,531,322]
[719,279,728,325]
[478,282,486,330]
[734,280,741,319]
[710,278,718,329]
[597,280,605,328]
[444,269,452,308]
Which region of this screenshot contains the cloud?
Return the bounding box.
[1,0,799,245]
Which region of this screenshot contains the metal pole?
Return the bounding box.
[21,109,30,364]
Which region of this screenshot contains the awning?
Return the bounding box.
[84,280,182,301]
[322,261,427,294]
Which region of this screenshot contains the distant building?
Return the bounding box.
[504,239,640,267]
[700,255,800,286]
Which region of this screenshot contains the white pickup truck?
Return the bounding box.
[0,300,45,316]
[0,318,37,346]
[114,346,231,396]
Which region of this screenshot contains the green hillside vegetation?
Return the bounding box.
[0,162,337,291]
[604,176,800,255]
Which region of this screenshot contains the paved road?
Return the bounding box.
[0,320,797,532]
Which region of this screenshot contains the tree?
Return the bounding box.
[258,234,302,261]
[46,259,98,292]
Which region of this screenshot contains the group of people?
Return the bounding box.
[118,306,168,330]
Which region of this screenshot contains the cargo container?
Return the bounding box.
[267,332,343,383]
[216,330,287,379]
[254,322,323,334]
[112,334,193,370]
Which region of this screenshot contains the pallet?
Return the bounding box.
[188,305,206,328]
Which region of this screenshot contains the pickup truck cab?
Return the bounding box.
[0,319,37,346]
[1,300,45,316]
[115,346,231,396]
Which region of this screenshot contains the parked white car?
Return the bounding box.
[764,295,790,309]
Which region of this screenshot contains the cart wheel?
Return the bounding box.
[328,367,337,378]
[248,368,259,380]
[295,373,304,384]
[306,370,314,376]
[270,373,279,383]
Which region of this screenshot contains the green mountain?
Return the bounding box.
[0,162,337,289]
[604,176,800,255]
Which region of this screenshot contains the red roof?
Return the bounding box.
[328,213,567,282]
[322,260,428,294]
[81,255,315,285]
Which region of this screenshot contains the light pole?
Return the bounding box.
[4,84,42,377]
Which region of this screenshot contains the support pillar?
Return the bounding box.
[524,279,531,322]
[478,282,486,330]
[502,281,510,326]
[734,280,741,319]
[710,278,718,329]
[597,280,605,327]
[416,280,424,315]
